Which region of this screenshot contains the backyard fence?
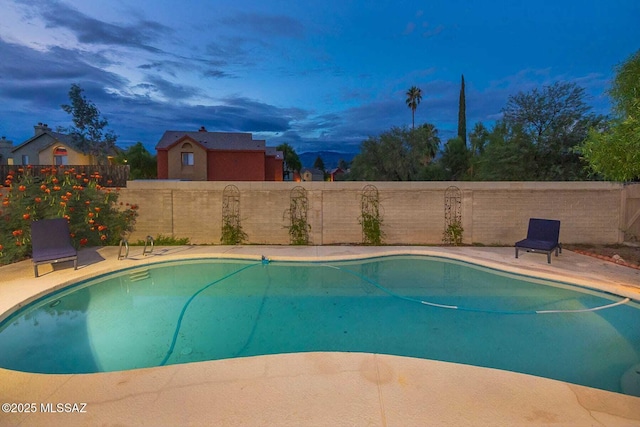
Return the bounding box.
[119,180,638,246]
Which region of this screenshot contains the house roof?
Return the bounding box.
[265,146,284,160]
[156,131,267,151]
[301,167,325,178]
[12,131,86,154]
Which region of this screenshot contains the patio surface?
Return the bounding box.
[1,245,639,426]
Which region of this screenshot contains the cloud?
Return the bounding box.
[203,37,261,69]
[0,40,127,103]
[17,0,170,52]
[203,69,232,79]
[403,22,416,35]
[110,94,299,146]
[143,76,202,101]
[422,24,444,38]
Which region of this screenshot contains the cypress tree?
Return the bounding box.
[458,75,467,145]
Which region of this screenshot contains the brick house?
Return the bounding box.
[155,128,284,181]
[329,167,345,181]
[8,123,108,166]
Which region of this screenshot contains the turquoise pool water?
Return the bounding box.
[1,256,639,396]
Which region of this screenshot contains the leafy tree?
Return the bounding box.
[276,143,302,175]
[490,81,603,180]
[114,142,157,179]
[419,162,449,180]
[440,137,470,180]
[61,84,117,164]
[350,131,398,181]
[458,75,467,145]
[349,125,440,181]
[338,159,351,170]
[467,122,490,179]
[475,122,538,180]
[469,122,490,156]
[412,123,440,163]
[313,155,326,171]
[580,49,640,181]
[405,86,423,129]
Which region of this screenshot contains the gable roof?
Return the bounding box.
[156,131,266,151]
[12,131,86,154]
[301,167,325,179]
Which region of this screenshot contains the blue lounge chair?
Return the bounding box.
[31,218,78,277]
[515,218,562,264]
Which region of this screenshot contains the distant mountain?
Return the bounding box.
[299,151,356,170]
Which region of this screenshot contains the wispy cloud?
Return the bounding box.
[422,24,444,38]
[17,0,170,52]
[0,39,126,100]
[403,22,416,35]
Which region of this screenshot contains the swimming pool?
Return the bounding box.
[1,255,639,396]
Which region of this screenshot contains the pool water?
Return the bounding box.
[1,256,639,396]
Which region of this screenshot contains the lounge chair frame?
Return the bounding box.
[515,218,562,264]
[31,218,78,277]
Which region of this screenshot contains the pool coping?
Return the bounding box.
[1,245,640,426]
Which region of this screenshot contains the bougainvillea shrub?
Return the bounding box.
[0,166,138,265]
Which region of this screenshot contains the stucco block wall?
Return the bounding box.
[624,184,640,240]
[119,181,634,246]
[469,185,622,244]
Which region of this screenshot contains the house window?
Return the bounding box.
[54,146,68,165]
[21,155,29,165]
[182,152,194,166]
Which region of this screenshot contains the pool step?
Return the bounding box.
[129,269,150,282]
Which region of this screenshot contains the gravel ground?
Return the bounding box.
[565,243,640,268]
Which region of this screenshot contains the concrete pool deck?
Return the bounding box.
[1,245,639,426]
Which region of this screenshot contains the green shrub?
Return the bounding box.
[288,216,310,245]
[443,220,464,246]
[0,166,138,265]
[133,234,191,246]
[359,196,384,245]
[220,216,247,245]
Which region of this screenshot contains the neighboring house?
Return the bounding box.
[9,123,105,166]
[300,167,325,182]
[0,136,13,165]
[329,167,345,181]
[155,127,284,181]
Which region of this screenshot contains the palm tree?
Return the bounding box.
[405,86,423,129]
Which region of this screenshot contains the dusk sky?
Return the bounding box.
[0,0,638,155]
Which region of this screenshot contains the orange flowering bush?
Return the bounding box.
[0,166,138,265]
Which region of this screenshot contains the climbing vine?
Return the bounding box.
[285,186,310,245]
[221,185,247,245]
[360,185,384,245]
